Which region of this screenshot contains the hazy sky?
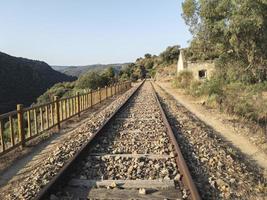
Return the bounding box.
[0,0,191,65]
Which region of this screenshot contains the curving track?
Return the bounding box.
[36,81,200,200]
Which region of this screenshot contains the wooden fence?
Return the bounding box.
[0,81,131,156]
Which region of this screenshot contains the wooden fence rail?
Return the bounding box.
[0,81,131,156]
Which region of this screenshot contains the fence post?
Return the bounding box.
[54,96,60,130]
[90,89,93,107]
[105,86,108,99]
[86,89,89,108]
[17,104,25,148]
[98,87,101,103]
[76,92,81,117]
[116,83,118,93]
[0,119,5,152]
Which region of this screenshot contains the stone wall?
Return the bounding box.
[187,61,215,80]
[177,50,215,80]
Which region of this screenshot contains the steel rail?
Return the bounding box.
[34,80,144,200]
[151,81,201,200]
[34,80,200,200]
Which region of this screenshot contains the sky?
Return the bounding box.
[0,0,192,66]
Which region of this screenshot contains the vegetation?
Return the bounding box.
[173,0,267,125]
[37,44,182,105]
[182,0,267,83]
[0,52,76,114]
[37,82,76,104]
[173,71,194,89]
[54,63,129,77]
[117,45,180,81]
[37,67,117,104]
[174,73,267,124]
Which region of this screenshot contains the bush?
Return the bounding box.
[37,67,122,105]
[187,80,202,96]
[100,67,116,85]
[215,55,263,84]
[173,70,193,89]
[76,71,105,90]
[159,45,180,65]
[185,78,224,108]
[173,70,267,124]
[130,73,139,82]
[222,83,267,123]
[37,82,75,104]
[198,77,224,97]
[119,73,129,81]
[206,94,221,108]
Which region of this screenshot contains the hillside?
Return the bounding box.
[0,52,76,114]
[53,63,130,77]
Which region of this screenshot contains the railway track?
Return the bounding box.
[36,81,200,200]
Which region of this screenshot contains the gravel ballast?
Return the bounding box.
[3,84,140,200]
[52,82,184,199]
[154,83,267,200]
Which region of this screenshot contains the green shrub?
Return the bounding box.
[173,70,193,89]
[199,77,224,96]
[187,80,202,96]
[119,73,129,81]
[222,82,267,123]
[130,73,139,82]
[148,68,157,78]
[37,82,75,104]
[173,69,267,125]
[76,71,104,90]
[206,94,221,108]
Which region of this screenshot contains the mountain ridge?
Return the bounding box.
[52,63,131,77]
[0,52,76,114]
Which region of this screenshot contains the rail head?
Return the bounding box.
[150,81,201,200]
[34,80,144,200]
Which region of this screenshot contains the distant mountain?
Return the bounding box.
[51,65,71,71]
[0,52,76,114]
[52,63,131,77]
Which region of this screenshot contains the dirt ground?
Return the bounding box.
[158,81,267,172]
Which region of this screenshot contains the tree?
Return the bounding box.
[37,82,75,104]
[101,67,116,85]
[119,73,129,81]
[159,45,181,64]
[182,0,200,36]
[76,71,104,90]
[144,53,152,59]
[182,0,267,82]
